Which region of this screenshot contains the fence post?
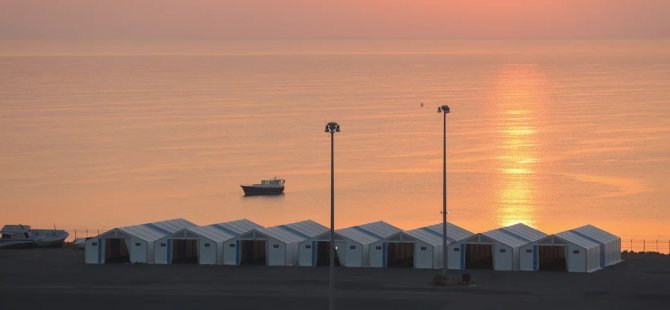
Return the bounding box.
[643,240,645,252]
[630,239,633,252]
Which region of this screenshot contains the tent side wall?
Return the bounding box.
[519,243,534,271]
[358,241,369,267]
[267,239,287,266]
[566,244,587,272]
[85,238,102,264]
[447,243,462,269]
[198,238,218,265]
[604,238,622,266]
[154,237,169,264]
[298,240,312,266]
[414,241,438,269]
[584,245,601,272]
[223,239,237,265]
[129,237,149,264]
[369,241,384,267]
[493,243,514,271]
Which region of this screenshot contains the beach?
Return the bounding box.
[1,246,668,310]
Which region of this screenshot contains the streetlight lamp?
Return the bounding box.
[437,105,450,280]
[325,121,340,310]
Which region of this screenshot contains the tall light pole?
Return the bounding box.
[437,105,450,279]
[325,121,340,310]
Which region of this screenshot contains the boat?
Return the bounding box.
[72,238,89,249]
[0,225,69,248]
[241,177,285,196]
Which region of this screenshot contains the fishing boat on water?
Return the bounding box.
[241,177,285,196]
[0,225,69,248]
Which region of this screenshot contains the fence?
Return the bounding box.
[59,226,111,241]
[621,239,670,254]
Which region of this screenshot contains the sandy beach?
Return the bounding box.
[1,246,668,310]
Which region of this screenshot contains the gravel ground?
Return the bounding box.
[1,247,669,310]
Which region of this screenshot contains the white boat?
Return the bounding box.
[0,225,69,248]
[241,177,285,196]
[72,237,88,249]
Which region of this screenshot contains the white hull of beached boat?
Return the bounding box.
[0,225,69,248]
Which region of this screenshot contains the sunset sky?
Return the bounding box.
[1,0,669,40]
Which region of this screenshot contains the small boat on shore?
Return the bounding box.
[241,177,285,196]
[0,225,69,248]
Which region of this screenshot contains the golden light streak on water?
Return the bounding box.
[495,65,545,228]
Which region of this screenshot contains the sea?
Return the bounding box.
[1,40,669,249]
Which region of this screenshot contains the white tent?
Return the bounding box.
[519,224,622,272]
[233,220,327,266]
[85,218,196,264]
[297,231,347,267]
[298,221,400,267]
[153,219,262,265]
[404,222,474,269]
[449,223,547,271]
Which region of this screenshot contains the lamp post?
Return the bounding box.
[325,121,340,310]
[437,105,450,279]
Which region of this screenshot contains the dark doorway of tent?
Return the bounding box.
[172,239,198,264]
[240,240,266,265]
[104,238,130,264]
[465,244,493,269]
[387,242,414,268]
[539,246,567,271]
[316,241,341,266]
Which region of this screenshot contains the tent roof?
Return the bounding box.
[550,231,601,250]
[164,219,262,243]
[481,223,548,248]
[205,219,263,241]
[561,224,620,246]
[336,221,402,245]
[114,218,196,242]
[257,220,328,244]
[405,222,474,246]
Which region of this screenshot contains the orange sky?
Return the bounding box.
[1,0,669,40]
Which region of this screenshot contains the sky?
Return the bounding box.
[1,0,669,40]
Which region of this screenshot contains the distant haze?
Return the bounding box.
[1,0,669,40]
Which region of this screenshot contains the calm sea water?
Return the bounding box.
[1,40,669,242]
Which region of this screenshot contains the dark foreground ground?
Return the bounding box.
[1,247,669,310]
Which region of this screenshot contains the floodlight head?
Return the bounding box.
[438,105,450,114]
[326,122,340,133]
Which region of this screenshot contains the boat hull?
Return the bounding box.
[0,240,36,249]
[241,185,284,196]
[35,238,67,248]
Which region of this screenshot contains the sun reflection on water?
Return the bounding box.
[494,65,545,228]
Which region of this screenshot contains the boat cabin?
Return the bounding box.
[1,225,32,239]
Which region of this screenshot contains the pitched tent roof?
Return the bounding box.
[108,218,196,242]
[405,222,474,246]
[481,223,548,248]
[567,224,620,244]
[257,220,328,244]
[205,219,263,241]
[336,221,402,245]
[552,230,601,250]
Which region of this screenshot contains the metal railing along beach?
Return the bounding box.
[622,239,670,254]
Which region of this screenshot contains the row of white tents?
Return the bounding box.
[84,219,622,272]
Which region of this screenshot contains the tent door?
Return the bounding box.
[465,244,493,269]
[240,240,267,265]
[539,246,567,271]
[104,238,129,264]
[316,241,340,267]
[386,242,414,268]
